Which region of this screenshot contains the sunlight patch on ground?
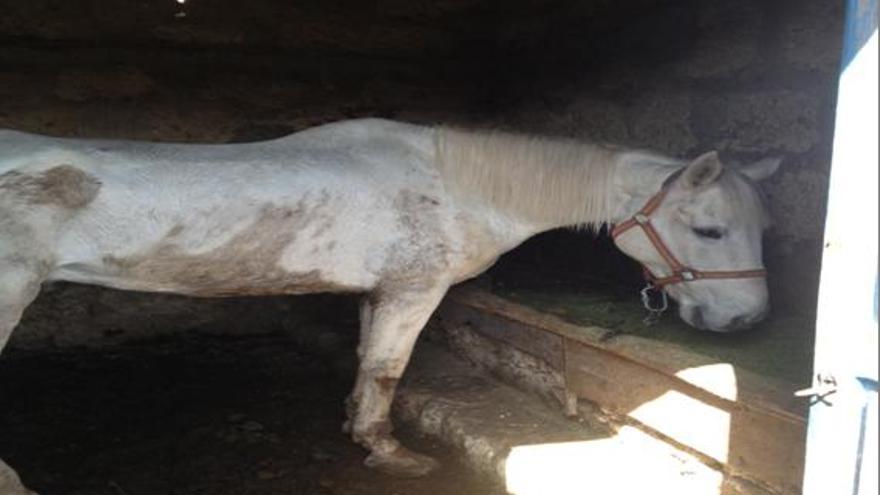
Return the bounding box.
[505,425,723,495]
[628,389,730,462]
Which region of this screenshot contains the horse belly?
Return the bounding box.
[53,198,383,297]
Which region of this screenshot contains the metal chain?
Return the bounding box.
[640,283,668,326]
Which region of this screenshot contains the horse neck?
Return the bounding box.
[434,128,683,234]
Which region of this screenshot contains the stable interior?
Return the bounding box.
[0,0,844,493]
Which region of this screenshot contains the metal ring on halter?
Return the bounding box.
[640,283,668,325]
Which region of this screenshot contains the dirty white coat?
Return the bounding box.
[0,118,779,491]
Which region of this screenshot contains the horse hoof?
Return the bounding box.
[364,446,439,477]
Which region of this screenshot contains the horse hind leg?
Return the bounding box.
[348,283,449,477]
[0,461,36,495]
[0,261,48,495]
[0,261,46,350]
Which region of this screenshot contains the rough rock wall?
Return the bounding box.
[0,0,843,348]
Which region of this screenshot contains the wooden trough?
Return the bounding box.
[433,283,812,494]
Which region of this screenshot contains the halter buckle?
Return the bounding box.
[680,270,696,281]
[634,213,649,225]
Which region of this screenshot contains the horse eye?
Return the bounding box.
[692,227,724,240]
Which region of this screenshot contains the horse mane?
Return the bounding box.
[433,127,623,230]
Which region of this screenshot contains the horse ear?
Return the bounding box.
[740,157,781,182]
[681,151,723,190]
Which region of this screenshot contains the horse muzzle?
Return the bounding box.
[682,304,769,333]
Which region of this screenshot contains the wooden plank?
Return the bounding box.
[447,285,806,421]
[564,339,733,461]
[564,339,806,491]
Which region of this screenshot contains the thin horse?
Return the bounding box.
[0,118,779,493]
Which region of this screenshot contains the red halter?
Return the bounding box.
[611,180,767,288]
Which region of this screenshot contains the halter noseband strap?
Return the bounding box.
[610,174,767,288]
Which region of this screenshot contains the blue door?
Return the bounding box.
[801,2,878,494]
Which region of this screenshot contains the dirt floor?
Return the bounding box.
[0,333,504,495]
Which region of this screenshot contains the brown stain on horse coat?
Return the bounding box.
[375,376,400,395]
[0,165,101,209]
[378,189,451,290]
[103,200,356,297]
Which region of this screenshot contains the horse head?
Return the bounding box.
[613,151,780,332]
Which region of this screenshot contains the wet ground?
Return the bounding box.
[0,334,504,495]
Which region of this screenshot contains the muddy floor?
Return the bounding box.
[0,333,504,495]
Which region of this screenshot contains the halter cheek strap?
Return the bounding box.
[610,180,767,288]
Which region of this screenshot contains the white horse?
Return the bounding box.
[0,118,779,492]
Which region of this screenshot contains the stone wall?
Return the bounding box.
[486,0,844,315]
[0,0,843,348]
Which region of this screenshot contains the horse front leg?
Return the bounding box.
[0,263,47,495]
[343,296,375,435]
[348,283,449,477]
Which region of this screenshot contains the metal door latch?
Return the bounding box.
[795,373,839,405]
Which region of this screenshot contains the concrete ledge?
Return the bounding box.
[397,343,729,494]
